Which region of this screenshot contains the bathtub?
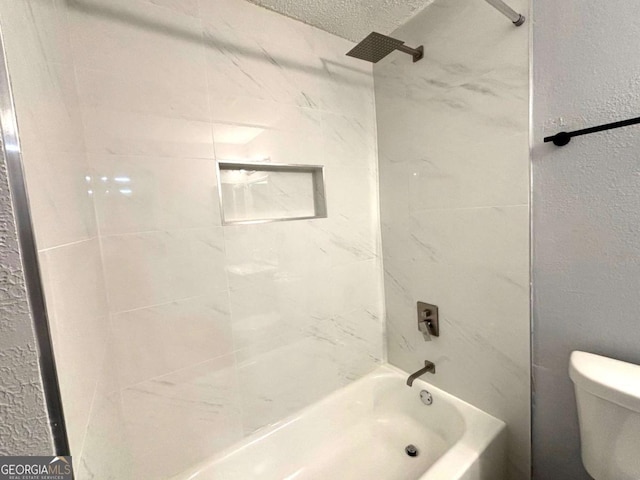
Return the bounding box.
[174,364,506,480]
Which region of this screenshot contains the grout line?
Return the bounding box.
[408,203,529,214]
[37,236,99,253]
[120,349,235,392]
[64,0,115,460]
[110,291,227,316]
[98,225,224,239]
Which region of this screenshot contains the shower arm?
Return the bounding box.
[484,0,525,26]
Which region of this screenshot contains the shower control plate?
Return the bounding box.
[417,301,439,339]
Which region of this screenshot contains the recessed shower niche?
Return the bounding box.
[216,161,328,225]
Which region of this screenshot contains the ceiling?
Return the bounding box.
[247,0,435,42]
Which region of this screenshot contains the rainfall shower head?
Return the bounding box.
[346,32,424,64]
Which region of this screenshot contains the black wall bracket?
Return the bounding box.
[544,115,640,146]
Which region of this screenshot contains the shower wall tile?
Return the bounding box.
[81,108,215,159]
[67,0,206,78]
[89,154,220,235]
[208,96,322,133]
[110,292,233,387]
[38,239,110,455]
[5,0,383,476]
[20,148,96,250]
[38,238,109,333]
[325,166,378,222]
[8,60,85,155]
[75,366,134,480]
[75,66,211,122]
[8,57,94,249]
[211,121,325,165]
[121,354,241,478]
[321,112,377,170]
[229,280,311,353]
[101,228,227,313]
[375,0,530,479]
[0,0,74,66]
[236,333,374,435]
[0,0,112,464]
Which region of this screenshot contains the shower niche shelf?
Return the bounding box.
[216,161,327,225]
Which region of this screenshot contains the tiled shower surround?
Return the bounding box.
[1,0,383,477]
[374,0,530,478]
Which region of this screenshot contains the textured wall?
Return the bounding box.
[0,139,52,453]
[2,0,383,478]
[532,2,640,479]
[375,0,531,478]
[247,0,434,41]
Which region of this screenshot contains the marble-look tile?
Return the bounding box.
[330,259,383,317]
[202,31,327,109]
[75,66,210,122]
[223,221,281,291]
[22,148,96,250]
[236,334,377,435]
[0,0,74,66]
[319,216,379,267]
[111,292,232,387]
[9,60,85,154]
[325,166,378,221]
[320,56,375,120]
[229,274,331,353]
[101,228,227,312]
[6,0,384,472]
[271,221,340,276]
[375,91,526,172]
[121,355,241,478]
[75,354,135,480]
[81,107,215,158]
[38,238,109,326]
[385,206,529,367]
[38,239,110,455]
[376,3,530,473]
[89,154,220,235]
[375,0,528,97]
[311,309,384,364]
[406,133,529,210]
[321,112,377,170]
[223,219,370,291]
[209,96,322,133]
[68,0,206,79]
[213,122,325,166]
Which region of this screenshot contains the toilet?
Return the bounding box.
[570,351,640,480]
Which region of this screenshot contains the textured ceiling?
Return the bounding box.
[247,0,435,42]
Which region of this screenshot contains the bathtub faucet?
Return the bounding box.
[406,360,436,387]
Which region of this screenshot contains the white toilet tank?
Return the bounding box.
[569,351,640,480]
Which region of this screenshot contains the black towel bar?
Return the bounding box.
[544,116,640,146]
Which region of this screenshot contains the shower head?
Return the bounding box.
[346,32,424,64]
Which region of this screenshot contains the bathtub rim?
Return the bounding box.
[172,363,506,480]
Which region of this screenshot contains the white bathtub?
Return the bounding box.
[174,364,506,480]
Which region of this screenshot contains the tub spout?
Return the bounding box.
[406,360,436,387]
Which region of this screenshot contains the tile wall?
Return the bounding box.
[0,0,383,477]
[374,0,531,478]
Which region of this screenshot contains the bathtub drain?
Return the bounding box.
[405,444,419,457]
